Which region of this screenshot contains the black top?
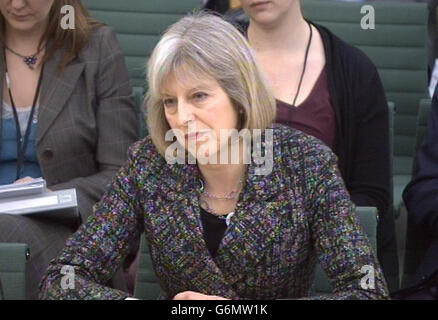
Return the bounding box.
[243,22,390,217]
[200,206,227,257]
[243,22,396,290]
[402,88,438,286]
[313,24,390,216]
[301,24,397,289]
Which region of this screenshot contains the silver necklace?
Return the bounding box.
[199,174,245,219]
[201,177,243,200]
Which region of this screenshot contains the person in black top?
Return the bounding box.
[238,0,398,292]
[397,87,438,299]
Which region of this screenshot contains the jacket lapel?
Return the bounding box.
[158,133,283,296]
[160,163,240,298]
[214,160,284,287]
[36,48,85,144]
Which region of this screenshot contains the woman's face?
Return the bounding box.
[0,0,54,34]
[240,0,298,26]
[163,72,240,162]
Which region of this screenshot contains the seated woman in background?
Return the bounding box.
[40,13,389,300]
[239,0,398,292]
[0,0,137,299]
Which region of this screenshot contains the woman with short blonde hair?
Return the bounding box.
[41,13,389,300]
[147,12,275,156]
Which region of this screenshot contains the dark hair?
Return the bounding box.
[0,0,103,72]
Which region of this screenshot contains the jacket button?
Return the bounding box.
[42,148,54,160]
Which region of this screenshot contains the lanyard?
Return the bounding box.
[4,55,44,180]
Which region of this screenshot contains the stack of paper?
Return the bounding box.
[0,179,78,224]
[0,178,46,200]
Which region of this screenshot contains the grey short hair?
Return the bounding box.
[146,12,276,156]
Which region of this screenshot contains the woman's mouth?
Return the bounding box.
[10,13,31,21]
[186,131,207,142]
[250,1,271,10]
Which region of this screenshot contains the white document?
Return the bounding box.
[0,189,78,222]
[0,177,46,199]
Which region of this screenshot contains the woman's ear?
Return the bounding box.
[237,105,246,131]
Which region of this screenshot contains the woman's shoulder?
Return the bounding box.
[315,23,378,75]
[79,25,122,60]
[271,123,331,150]
[269,125,339,193]
[270,124,336,164]
[126,137,200,192]
[89,25,118,45]
[127,136,165,165]
[124,136,184,186]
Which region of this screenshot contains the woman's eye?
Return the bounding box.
[163,98,176,108]
[193,92,208,102]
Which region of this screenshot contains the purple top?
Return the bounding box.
[275,66,336,150]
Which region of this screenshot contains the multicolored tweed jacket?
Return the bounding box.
[39,124,389,300]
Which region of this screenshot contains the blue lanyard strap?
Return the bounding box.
[4,53,44,180]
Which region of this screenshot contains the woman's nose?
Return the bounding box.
[177,103,195,125]
[10,0,26,10]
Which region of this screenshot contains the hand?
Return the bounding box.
[14,176,35,184]
[14,176,51,192]
[173,291,229,300]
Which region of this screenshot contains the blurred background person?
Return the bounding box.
[399,86,438,299]
[0,0,137,299]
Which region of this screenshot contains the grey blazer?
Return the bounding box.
[0,26,138,222]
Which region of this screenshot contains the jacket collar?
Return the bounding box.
[36,43,85,144]
[214,149,284,287]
